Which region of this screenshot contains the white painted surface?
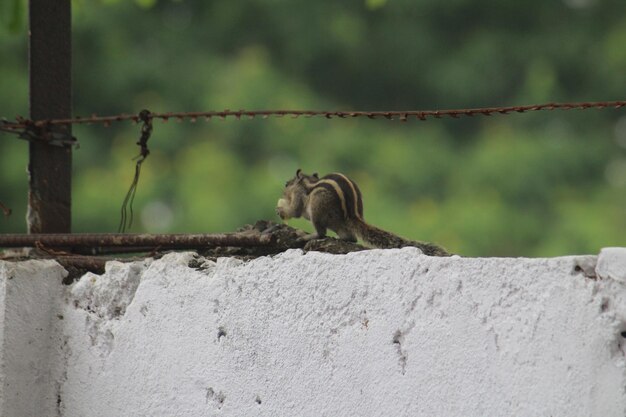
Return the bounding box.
[597,247,626,283]
[1,248,625,417]
[0,260,66,417]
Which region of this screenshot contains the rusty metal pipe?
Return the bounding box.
[0,233,273,249]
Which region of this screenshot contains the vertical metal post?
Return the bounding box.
[28,0,72,233]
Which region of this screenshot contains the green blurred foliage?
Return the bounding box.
[1,0,625,256]
[0,0,24,34]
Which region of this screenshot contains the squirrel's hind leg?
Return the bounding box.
[298,220,328,242]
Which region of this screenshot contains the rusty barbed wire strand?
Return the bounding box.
[1,101,625,132]
[0,233,274,249]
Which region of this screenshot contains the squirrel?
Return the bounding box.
[276,169,449,256]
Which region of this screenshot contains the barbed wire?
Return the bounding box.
[1,101,624,134]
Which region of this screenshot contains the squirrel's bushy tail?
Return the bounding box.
[351,219,450,256]
[352,219,407,249]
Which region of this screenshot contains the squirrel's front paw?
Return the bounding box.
[275,198,291,220]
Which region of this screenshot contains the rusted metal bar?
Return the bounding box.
[28,0,72,233]
[0,233,274,249]
[56,255,135,276]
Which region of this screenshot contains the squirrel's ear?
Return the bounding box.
[296,168,303,178]
[312,172,319,179]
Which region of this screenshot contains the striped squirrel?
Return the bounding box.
[276,169,449,256]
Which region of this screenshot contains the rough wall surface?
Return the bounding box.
[1,248,625,417]
[0,260,65,417]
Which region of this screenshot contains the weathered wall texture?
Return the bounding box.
[1,248,625,417]
[0,260,65,416]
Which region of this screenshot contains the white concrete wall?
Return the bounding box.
[0,260,66,416]
[1,248,625,417]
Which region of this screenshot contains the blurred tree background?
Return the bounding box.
[1,0,625,256]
